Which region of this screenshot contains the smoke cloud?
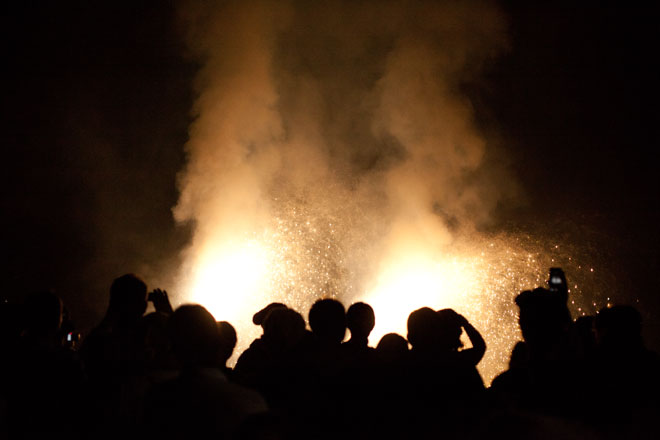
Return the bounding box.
[173,0,512,357]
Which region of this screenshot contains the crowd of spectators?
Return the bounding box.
[0,269,657,439]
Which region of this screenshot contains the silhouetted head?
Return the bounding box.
[108,274,148,324]
[168,305,220,368]
[262,308,306,351]
[407,307,440,350]
[346,302,375,341]
[309,298,346,345]
[515,288,571,350]
[253,302,287,328]
[376,333,409,363]
[436,308,464,350]
[217,321,237,365]
[24,291,63,336]
[594,305,643,351]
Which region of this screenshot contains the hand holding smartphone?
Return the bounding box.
[148,288,174,315]
[548,267,568,302]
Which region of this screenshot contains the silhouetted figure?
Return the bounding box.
[81,274,148,376]
[342,302,376,366]
[367,332,410,437]
[587,305,659,435]
[509,339,530,369]
[344,303,375,350]
[594,305,643,352]
[79,274,150,435]
[376,332,409,363]
[217,320,238,375]
[104,311,180,428]
[489,341,530,406]
[235,302,295,390]
[491,286,576,417]
[5,292,84,438]
[339,302,378,433]
[436,308,486,364]
[306,298,349,391]
[236,306,305,374]
[252,302,287,328]
[234,307,308,407]
[404,307,486,435]
[235,307,311,438]
[144,305,267,439]
[294,298,350,435]
[308,298,347,347]
[11,263,660,438]
[261,308,307,354]
[406,307,439,350]
[572,315,596,360]
[516,288,572,361]
[138,312,177,377]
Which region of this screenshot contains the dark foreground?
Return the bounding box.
[1,270,658,439]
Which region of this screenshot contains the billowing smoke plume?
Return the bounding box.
[173,0,513,371]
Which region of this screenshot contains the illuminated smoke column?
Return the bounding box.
[172,1,604,383]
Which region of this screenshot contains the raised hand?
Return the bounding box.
[148,288,174,315]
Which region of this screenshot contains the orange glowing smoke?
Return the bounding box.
[173,1,604,384]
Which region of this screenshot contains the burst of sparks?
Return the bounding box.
[180,205,608,384]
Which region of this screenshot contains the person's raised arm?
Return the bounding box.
[457,313,486,366]
[148,288,174,315]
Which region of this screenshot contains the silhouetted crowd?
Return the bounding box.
[1,270,658,439]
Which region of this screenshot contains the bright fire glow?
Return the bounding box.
[363,254,483,347]
[187,241,270,324]
[180,230,602,384]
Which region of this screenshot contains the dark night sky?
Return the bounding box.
[2,2,658,346]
